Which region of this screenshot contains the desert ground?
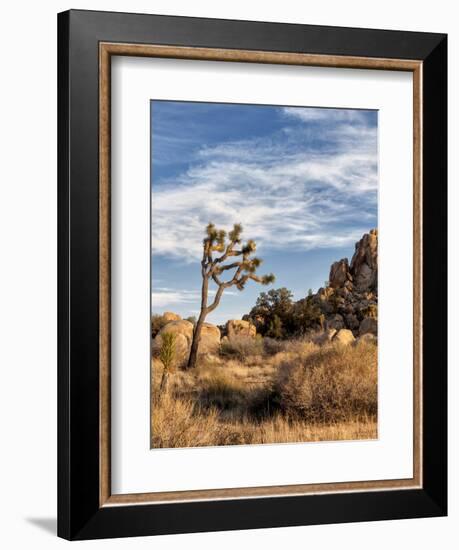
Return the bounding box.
[151,331,377,449]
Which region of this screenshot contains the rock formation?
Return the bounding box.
[329,258,352,289]
[350,229,378,291]
[311,229,378,337]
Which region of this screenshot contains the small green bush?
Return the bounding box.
[266,314,283,339]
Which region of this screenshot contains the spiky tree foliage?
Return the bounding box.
[187,223,275,369]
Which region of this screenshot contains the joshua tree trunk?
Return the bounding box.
[187,315,206,370]
[186,223,275,369]
[187,277,209,370]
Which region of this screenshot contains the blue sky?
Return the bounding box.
[151,101,378,324]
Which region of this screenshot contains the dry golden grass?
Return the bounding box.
[220,335,264,360]
[151,392,223,448]
[151,337,377,449]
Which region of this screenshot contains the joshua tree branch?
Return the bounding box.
[206,285,225,314]
[213,261,242,273]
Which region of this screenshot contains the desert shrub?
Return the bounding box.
[266,314,284,339]
[263,337,286,355]
[281,338,318,355]
[247,288,323,337]
[151,314,168,338]
[263,337,317,356]
[361,303,378,319]
[220,336,264,361]
[290,294,324,334]
[247,288,293,336]
[273,341,377,423]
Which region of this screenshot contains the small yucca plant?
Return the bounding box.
[158,332,176,398]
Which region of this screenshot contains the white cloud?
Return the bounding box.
[282,106,370,124]
[152,108,377,263]
[151,288,200,308]
[151,287,238,308]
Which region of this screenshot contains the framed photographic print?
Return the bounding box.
[58,10,447,540]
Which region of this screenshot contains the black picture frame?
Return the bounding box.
[58,9,447,540]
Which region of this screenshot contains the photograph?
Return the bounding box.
[150,100,379,449]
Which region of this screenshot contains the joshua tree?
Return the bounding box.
[187,223,275,369]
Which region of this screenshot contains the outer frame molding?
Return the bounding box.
[58,9,447,540]
[99,41,423,507]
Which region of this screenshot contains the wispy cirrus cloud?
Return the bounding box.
[282,106,370,124]
[151,288,201,308]
[152,104,378,263]
[152,287,237,308]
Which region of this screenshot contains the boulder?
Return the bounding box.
[226,319,256,340]
[345,313,360,331]
[155,319,220,359]
[344,279,354,291]
[152,332,189,368]
[333,329,355,346]
[350,229,378,291]
[326,313,344,331]
[329,258,352,289]
[158,320,194,344]
[162,311,182,322]
[359,317,378,336]
[199,322,221,353]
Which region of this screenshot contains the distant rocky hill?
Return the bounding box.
[309,229,378,336]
